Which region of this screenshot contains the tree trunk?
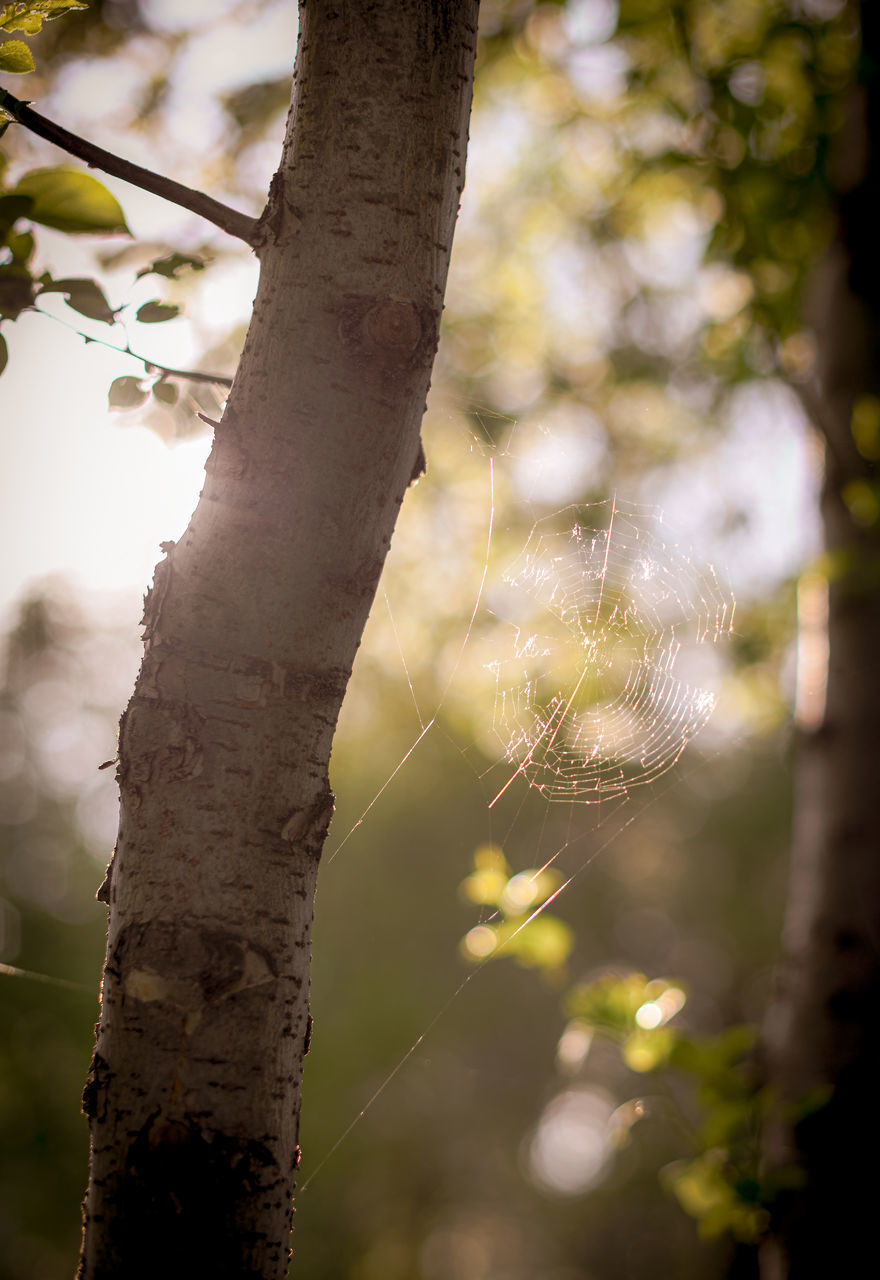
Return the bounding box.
[78,3,479,1276]
[762,6,880,1274]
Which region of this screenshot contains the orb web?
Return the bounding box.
[489,498,734,804]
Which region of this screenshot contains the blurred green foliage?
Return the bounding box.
[460,843,575,973]
[0,592,125,1278]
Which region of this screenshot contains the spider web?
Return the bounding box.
[299,485,736,1191]
[487,497,734,807]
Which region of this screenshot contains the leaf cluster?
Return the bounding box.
[557,967,825,1246]
[459,843,575,975]
[458,862,806,1253]
[0,1,86,74]
[616,0,858,366]
[0,159,128,358]
[0,1,227,414]
[0,160,126,372]
[0,156,218,411]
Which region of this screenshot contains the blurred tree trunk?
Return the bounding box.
[77,3,478,1277]
[763,5,880,1275]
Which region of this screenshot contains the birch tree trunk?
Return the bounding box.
[78,3,479,1276]
[762,5,880,1272]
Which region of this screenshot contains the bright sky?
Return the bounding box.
[0,310,213,620]
[0,0,293,623]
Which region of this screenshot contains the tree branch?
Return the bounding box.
[33,301,235,387]
[0,88,259,246]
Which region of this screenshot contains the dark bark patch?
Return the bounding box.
[827,984,869,1023]
[98,1114,280,1279]
[281,787,335,858]
[82,1052,113,1120]
[834,928,864,953]
[365,297,421,351]
[337,293,434,370]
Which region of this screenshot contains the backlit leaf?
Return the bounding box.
[0,1,86,31]
[152,380,179,405]
[2,13,41,33]
[0,193,33,237]
[39,276,115,323]
[13,167,129,234]
[36,1,89,14]
[136,300,180,324]
[108,375,148,410]
[6,229,33,262]
[496,913,574,972]
[0,38,34,72]
[136,252,207,280]
[622,1027,675,1073]
[0,262,34,319]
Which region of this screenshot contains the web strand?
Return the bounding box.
[0,962,95,996]
[300,755,704,1191]
[325,459,495,863]
[301,497,734,1184]
[383,588,425,728]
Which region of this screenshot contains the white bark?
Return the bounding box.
[78,3,479,1276]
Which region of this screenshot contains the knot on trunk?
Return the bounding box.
[364,298,421,352]
[338,295,428,368]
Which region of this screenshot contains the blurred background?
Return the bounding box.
[0,0,858,1276]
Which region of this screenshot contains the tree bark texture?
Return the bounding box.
[762,6,880,1274]
[78,3,479,1276]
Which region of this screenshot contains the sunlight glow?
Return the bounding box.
[0,317,211,615]
[499,871,540,914]
[635,986,686,1029]
[527,1087,616,1197]
[462,925,497,959]
[556,1019,594,1074]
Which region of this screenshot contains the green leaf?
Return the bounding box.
[0,262,34,319]
[38,276,116,323]
[0,330,7,375]
[2,13,41,33]
[13,167,129,235]
[502,912,574,971]
[662,1152,769,1243]
[0,38,34,73]
[108,375,149,410]
[670,1025,757,1083]
[136,300,180,324]
[152,380,179,405]
[622,1027,676,1073]
[6,228,33,262]
[34,0,88,16]
[0,1,86,30]
[0,193,33,237]
[136,252,207,280]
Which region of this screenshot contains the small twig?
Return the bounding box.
[0,88,259,247]
[34,301,234,387]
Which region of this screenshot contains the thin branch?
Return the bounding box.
[34,301,235,387]
[0,88,259,246]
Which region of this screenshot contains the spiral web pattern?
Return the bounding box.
[489,499,735,804]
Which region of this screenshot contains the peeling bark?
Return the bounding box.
[78,3,479,1276]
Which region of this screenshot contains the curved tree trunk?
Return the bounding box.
[78,3,479,1276]
[762,6,880,1274]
